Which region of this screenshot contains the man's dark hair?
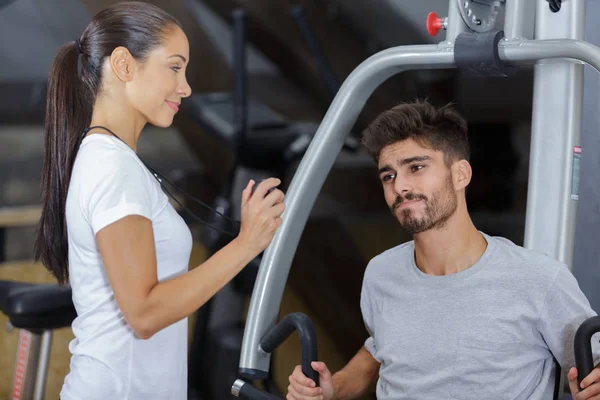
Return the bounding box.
[361,100,470,165]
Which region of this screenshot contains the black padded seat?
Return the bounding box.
[0,280,76,333]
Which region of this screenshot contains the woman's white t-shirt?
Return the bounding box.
[60,134,193,400]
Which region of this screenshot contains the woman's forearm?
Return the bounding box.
[134,238,256,338]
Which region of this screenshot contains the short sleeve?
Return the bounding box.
[537,264,600,370]
[360,276,377,357]
[84,153,154,235]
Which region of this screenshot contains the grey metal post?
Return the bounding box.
[504,0,530,39]
[33,330,52,400]
[572,0,600,316]
[445,0,469,44]
[523,0,586,269]
[12,330,41,400]
[239,36,600,375]
[526,2,586,396]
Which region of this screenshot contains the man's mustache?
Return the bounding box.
[392,192,428,211]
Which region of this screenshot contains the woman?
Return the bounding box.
[34,2,285,399]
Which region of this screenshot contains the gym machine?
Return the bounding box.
[181,4,357,399]
[231,1,600,399]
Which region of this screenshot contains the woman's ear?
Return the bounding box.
[452,159,472,190]
[109,47,136,82]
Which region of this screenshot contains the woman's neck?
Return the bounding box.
[88,95,145,151]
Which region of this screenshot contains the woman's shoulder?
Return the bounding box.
[72,135,160,201]
[76,135,149,178]
[72,135,168,221]
[78,134,137,162]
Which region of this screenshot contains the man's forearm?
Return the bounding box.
[332,346,379,400]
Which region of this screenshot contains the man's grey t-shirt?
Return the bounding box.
[361,232,599,400]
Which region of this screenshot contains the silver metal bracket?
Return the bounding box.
[456,0,504,32]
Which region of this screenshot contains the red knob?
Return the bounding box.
[426,12,443,36]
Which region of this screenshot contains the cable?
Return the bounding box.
[142,162,241,227]
[158,178,239,238]
[80,126,241,238]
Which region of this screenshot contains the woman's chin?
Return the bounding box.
[148,116,174,129]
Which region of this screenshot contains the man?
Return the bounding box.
[286,100,600,400]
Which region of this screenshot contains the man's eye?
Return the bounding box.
[381,173,395,182]
[411,165,425,173]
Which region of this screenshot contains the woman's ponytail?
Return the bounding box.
[34,41,92,283]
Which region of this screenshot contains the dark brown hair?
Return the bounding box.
[35,1,181,284]
[361,100,470,165]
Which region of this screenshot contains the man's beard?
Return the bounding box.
[391,173,458,234]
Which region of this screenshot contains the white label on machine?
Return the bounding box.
[571,146,582,200]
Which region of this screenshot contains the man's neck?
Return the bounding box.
[412,210,487,276]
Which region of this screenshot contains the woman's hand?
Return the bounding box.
[237,178,285,256]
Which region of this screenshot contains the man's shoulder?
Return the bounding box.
[486,233,566,280]
[364,241,414,278]
[489,234,561,263]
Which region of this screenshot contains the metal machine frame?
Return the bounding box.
[9,327,52,400]
[235,0,597,397]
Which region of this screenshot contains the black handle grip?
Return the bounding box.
[260,312,320,387]
[574,316,600,385]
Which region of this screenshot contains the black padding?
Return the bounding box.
[455,31,518,77]
[0,280,76,332]
[574,316,600,385]
[259,312,319,387]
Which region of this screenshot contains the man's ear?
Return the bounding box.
[452,159,472,190]
[109,46,137,83]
